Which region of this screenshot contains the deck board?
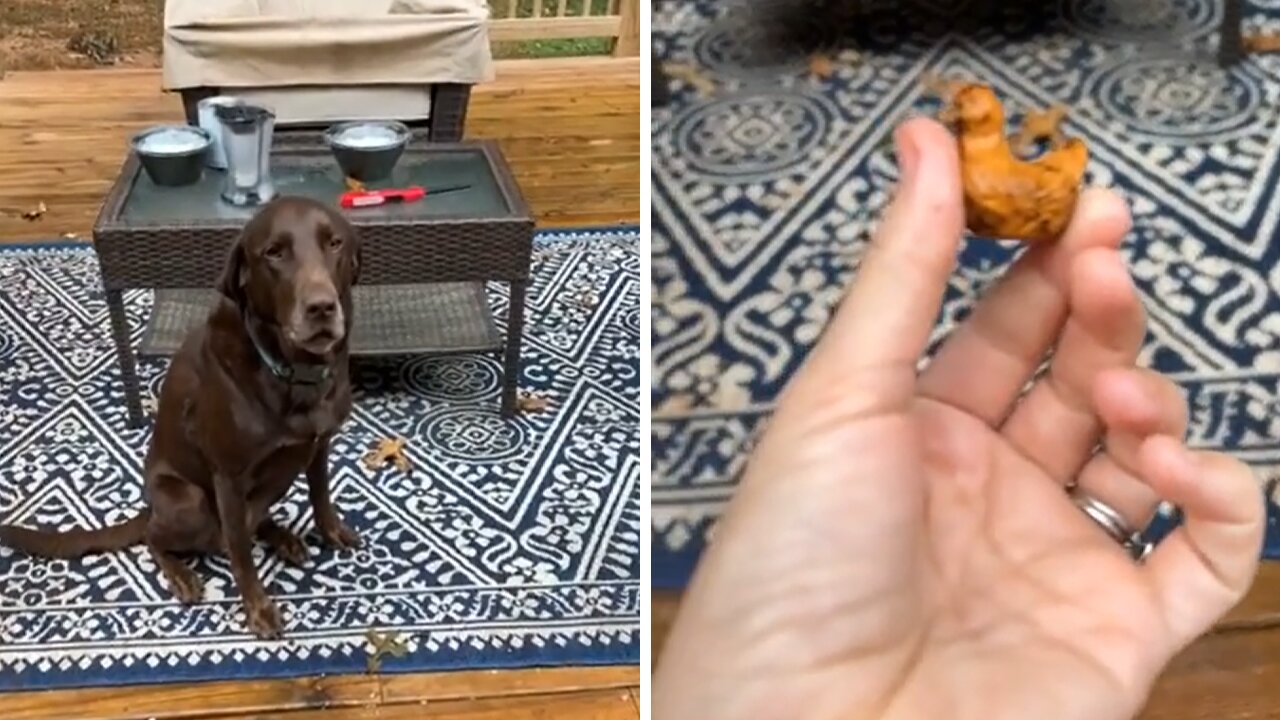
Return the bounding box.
[0,667,641,720]
[0,56,640,242]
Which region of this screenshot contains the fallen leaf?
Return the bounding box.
[662,61,716,98]
[1245,31,1280,53]
[344,177,367,192]
[808,53,836,79]
[517,393,550,413]
[21,202,46,221]
[572,290,599,310]
[362,437,411,474]
[364,629,410,673]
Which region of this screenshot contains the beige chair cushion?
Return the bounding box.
[162,0,494,91]
[230,85,433,125]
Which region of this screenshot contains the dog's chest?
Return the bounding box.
[284,406,344,439]
[251,441,317,504]
[280,382,350,438]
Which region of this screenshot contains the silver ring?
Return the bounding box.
[1070,489,1154,563]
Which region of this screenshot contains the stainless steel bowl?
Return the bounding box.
[130,125,212,187]
[325,120,411,182]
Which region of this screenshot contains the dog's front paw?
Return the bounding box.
[259,520,311,567]
[272,531,310,567]
[321,521,362,549]
[244,598,284,639]
[164,565,205,605]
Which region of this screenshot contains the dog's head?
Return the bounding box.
[938,83,1004,137]
[218,196,362,359]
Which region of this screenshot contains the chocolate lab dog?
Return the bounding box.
[0,196,362,638]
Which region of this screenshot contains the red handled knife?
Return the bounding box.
[340,184,471,209]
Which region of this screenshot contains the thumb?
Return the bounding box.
[786,116,965,415]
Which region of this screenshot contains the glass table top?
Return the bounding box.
[118,146,514,224]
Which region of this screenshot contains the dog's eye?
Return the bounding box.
[328,236,344,251]
[264,244,286,260]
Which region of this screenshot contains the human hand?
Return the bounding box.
[652,117,1265,720]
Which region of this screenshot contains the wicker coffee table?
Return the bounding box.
[93,141,535,428]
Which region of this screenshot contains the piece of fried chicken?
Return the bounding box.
[933,81,1088,243]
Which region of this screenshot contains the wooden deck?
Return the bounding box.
[656,564,1280,718]
[0,56,640,242]
[0,667,641,719]
[0,56,639,719]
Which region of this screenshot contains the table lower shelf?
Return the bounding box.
[139,283,503,357]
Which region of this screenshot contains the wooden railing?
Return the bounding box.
[488,0,639,56]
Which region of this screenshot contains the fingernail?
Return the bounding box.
[894,125,920,185]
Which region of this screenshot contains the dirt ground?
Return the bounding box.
[0,0,614,72]
[0,0,163,71]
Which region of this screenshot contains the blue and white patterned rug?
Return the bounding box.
[0,228,640,689]
[652,0,1280,588]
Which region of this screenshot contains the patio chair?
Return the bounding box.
[162,0,496,142]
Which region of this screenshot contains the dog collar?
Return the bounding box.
[245,317,332,386]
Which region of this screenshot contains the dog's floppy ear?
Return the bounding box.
[331,208,361,286]
[217,234,249,307]
[220,205,274,306]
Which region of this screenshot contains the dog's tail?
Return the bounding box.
[0,510,149,559]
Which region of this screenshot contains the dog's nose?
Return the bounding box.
[305,297,338,320]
